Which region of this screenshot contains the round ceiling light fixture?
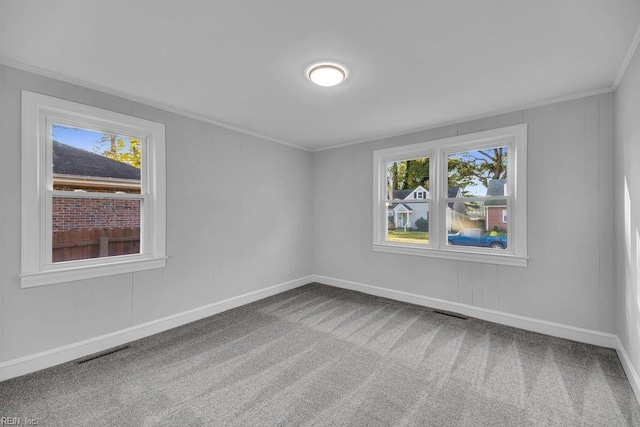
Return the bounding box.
[308,63,346,87]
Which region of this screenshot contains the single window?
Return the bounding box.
[373,124,527,267]
[52,124,143,263]
[21,91,166,287]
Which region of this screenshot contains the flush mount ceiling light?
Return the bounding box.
[308,63,346,87]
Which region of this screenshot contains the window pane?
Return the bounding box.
[52,124,142,194]
[52,196,141,262]
[386,157,430,200]
[386,201,429,245]
[447,146,507,197]
[446,199,507,249]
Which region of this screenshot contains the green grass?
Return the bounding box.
[387,230,429,244]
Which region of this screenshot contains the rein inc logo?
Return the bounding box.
[0,418,37,425]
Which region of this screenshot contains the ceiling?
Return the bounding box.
[1,1,639,150]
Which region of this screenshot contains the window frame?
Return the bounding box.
[21,91,167,287]
[373,124,528,267]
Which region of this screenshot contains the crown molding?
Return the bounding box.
[0,56,621,154]
[0,57,311,152]
[313,86,615,152]
[613,21,640,89]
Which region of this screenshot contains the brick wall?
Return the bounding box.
[486,206,507,231]
[52,197,140,232]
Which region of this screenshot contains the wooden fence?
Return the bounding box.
[52,228,140,263]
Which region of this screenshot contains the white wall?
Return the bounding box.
[614,44,640,377]
[0,65,313,364]
[313,95,615,332]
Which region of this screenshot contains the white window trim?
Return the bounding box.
[21,91,167,287]
[373,124,528,267]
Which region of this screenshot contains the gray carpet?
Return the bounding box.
[1,283,639,426]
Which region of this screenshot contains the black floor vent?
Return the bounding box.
[76,345,130,365]
[434,310,468,320]
[379,299,430,311]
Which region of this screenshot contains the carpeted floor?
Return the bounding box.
[1,283,639,426]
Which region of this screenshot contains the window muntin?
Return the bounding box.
[373,124,527,267]
[385,157,430,245]
[21,91,166,287]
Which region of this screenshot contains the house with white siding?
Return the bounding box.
[388,186,429,229]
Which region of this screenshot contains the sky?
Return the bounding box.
[52,124,134,155]
[449,147,508,197]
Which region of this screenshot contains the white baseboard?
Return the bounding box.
[313,274,640,404]
[0,275,312,382]
[311,275,618,349]
[616,337,640,406]
[2,273,632,400]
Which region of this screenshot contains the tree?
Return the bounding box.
[387,158,430,192]
[404,158,430,189]
[386,148,506,196]
[94,135,141,168]
[447,148,507,192]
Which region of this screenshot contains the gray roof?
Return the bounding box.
[53,141,140,181]
[392,189,413,200]
[485,179,507,206]
[391,203,413,211]
[447,187,461,209]
[448,187,460,198]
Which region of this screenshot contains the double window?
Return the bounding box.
[373,124,527,266]
[21,91,166,287]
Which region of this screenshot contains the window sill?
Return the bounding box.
[19,256,168,288]
[372,243,528,267]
